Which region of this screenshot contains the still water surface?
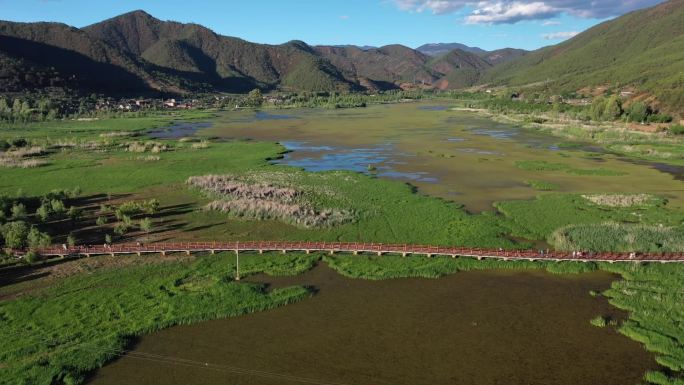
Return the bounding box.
[90,264,654,385]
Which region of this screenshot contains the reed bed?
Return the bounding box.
[125,141,169,153]
[135,155,161,162]
[582,193,658,207]
[190,140,210,149]
[551,222,684,252]
[206,199,353,228]
[188,175,300,203]
[188,174,354,228]
[0,157,47,168]
[0,146,48,168]
[99,131,137,138]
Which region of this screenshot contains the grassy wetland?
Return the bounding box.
[1,101,684,384]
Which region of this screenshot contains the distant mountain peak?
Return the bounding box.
[417,43,486,56]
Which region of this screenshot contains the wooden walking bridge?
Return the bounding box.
[22,241,684,263]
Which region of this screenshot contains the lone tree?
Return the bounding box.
[627,102,649,123]
[603,95,623,121]
[589,96,607,121]
[246,89,263,107]
[1,221,29,249]
[27,227,51,249]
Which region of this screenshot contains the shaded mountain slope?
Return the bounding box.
[428,49,492,89]
[84,11,354,92]
[0,21,156,92]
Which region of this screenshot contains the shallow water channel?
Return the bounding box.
[90,264,654,385]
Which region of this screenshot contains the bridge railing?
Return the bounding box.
[8,241,684,262]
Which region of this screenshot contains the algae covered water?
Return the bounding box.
[90,264,654,385]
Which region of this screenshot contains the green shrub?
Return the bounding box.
[525,180,560,191]
[10,203,26,219]
[1,221,29,249]
[27,227,51,249]
[626,102,649,123]
[669,125,684,135]
[23,250,40,264]
[648,114,673,123]
[590,316,607,327]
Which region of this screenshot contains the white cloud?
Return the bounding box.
[542,30,579,39]
[392,0,665,23]
[542,20,560,25]
[466,2,557,24]
[393,0,469,14]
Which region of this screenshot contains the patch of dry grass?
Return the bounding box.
[206,199,353,228]
[188,174,354,228]
[190,140,210,149]
[135,155,161,162]
[582,194,658,207]
[0,146,48,168]
[125,141,169,153]
[188,175,301,202]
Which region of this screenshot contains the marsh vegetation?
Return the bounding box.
[1,102,684,384]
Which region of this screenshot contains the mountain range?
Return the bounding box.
[0,10,526,95]
[1,0,683,112]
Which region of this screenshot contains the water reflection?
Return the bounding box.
[148,122,212,139]
[469,128,518,140]
[255,111,296,120]
[419,105,450,111]
[275,141,439,183]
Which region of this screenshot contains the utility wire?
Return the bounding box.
[2,328,350,385]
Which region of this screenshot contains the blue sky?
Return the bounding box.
[0,0,665,50]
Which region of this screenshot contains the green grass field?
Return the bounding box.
[0,252,317,385]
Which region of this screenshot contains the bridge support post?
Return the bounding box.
[282,250,287,254]
[161,251,166,256]
[402,252,408,257]
[451,255,457,259]
[329,250,335,255]
[426,254,433,258]
[305,250,311,254]
[85,254,91,258]
[477,256,483,261]
[258,249,264,254]
[353,250,359,255]
[377,251,383,256]
[186,250,191,256]
[136,252,141,257]
[110,252,115,257]
[210,250,216,255]
[235,249,240,281]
